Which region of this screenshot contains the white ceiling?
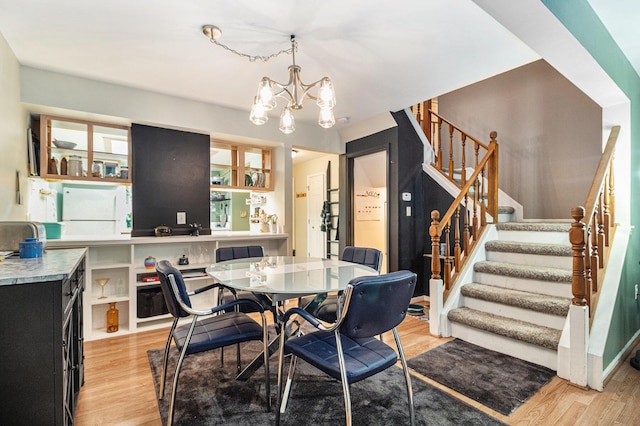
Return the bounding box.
[0,0,539,129]
[0,1,632,132]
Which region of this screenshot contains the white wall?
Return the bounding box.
[0,33,28,220]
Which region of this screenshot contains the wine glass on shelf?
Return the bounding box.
[96,278,110,299]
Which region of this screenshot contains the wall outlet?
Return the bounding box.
[177,211,186,225]
[636,284,639,300]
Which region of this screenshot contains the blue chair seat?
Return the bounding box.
[284,331,398,384]
[174,311,264,355]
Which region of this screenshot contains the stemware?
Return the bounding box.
[96,278,110,299]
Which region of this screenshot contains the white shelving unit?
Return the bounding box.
[76,234,288,341]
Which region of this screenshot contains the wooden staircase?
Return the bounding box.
[447,222,572,370]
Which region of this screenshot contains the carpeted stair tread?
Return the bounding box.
[461,283,570,316]
[448,307,561,350]
[485,240,572,257]
[496,222,571,232]
[474,260,572,283]
[498,206,515,214]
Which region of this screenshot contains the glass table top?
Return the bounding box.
[207,256,378,295]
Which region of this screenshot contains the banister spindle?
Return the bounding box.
[448,124,454,180]
[570,207,587,306]
[597,192,605,269]
[436,118,443,171]
[603,168,611,247]
[444,221,451,289]
[463,195,470,254]
[429,210,441,280]
[609,152,615,226]
[461,134,467,186]
[590,209,599,293]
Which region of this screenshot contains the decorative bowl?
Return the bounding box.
[52,139,77,149]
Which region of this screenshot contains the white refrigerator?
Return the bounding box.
[62,187,125,235]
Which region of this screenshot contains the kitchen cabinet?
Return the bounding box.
[210,141,272,191]
[38,115,131,183]
[0,250,85,425]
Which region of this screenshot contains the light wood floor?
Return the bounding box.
[75,313,640,425]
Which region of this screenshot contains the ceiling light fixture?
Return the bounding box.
[202,25,336,134]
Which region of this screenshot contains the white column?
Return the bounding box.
[569,304,589,387]
[429,278,444,336]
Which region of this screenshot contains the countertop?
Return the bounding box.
[0,248,87,286]
[46,231,288,248]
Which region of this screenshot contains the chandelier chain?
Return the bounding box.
[209,38,295,63]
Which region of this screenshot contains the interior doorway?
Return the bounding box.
[292,149,339,257]
[353,151,388,272]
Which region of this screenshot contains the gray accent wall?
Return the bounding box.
[438,59,602,220]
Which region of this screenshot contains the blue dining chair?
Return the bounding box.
[276,270,416,426]
[304,246,383,323]
[216,245,272,313]
[155,260,271,425]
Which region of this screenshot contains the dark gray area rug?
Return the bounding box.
[407,339,555,416]
[148,342,506,425]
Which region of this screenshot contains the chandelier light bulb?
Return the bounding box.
[318,108,335,128]
[250,97,268,125]
[279,106,295,134]
[316,78,336,110]
[258,78,276,111]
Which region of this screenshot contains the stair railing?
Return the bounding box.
[428,134,498,291]
[570,126,619,318]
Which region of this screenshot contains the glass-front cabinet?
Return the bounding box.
[210,141,272,191]
[39,115,131,183]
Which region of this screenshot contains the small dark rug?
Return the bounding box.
[407,339,555,416]
[148,342,506,425]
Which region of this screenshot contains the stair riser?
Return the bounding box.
[474,271,571,298]
[498,212,515,223]
[496,230,569,245]
[450,322,557,370]
[461,296,566,330]
[486,251,572,270]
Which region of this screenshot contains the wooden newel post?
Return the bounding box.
[430,210,442,280]
[570,206,587,306]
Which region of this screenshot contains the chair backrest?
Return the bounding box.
[340,270,416,338]
[341,246,382,272]
[156,260,192,318]
[216,245,264,262]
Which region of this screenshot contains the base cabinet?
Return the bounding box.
[0,257,85,425]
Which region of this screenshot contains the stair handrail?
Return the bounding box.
[429,134,498,290]
[570,125,619,317]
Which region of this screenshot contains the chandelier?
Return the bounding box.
[202,25,336,134]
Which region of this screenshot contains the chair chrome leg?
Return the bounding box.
[168,316,198,426]
[334,330,352,426]
[159,318,179,399]
[280,354,298,413]
[275,329,288,426]
[260,311,271,412]
[393,327,415,426]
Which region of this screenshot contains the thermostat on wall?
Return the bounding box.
[402,192,412,201]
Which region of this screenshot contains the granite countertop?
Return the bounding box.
[0,248,87,286]
[46,232,288,248]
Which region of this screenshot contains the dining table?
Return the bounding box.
[207,255,378,379]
